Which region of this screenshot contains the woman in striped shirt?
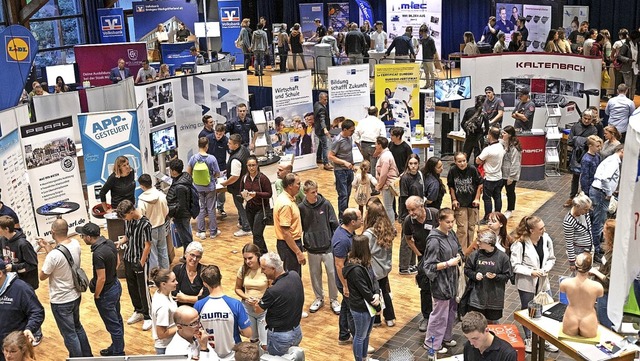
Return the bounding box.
[563,193,593,271]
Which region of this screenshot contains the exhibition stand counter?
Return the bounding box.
[514,303,639,361]
[519,130,546,181]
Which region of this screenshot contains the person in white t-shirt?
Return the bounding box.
[194,265,252,360]
[38,219,92,357]
[150,268,178,354]
[165,305,219,360]
[476,127,506,224]
[370,21,388,52]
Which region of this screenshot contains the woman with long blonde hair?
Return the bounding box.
[363,201,396,327]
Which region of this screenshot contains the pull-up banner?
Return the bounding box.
[355,0,373,26]
[219,0,243,64]
[299,3,324,39]
[386,0,442,58]
[20,117,89,237]
[79,110,143,224]
[98,7,127,43]
[0,25,38,111]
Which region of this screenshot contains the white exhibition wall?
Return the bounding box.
[85,77,137,112]
[33,91,83,143]
[460,53,602,130]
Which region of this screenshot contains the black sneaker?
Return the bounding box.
[478,219,488,225]
[594,253,603,264]
[218,210,227,219]
[100,349,113,357]
[399,268,418,275]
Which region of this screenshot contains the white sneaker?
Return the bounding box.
[443,339,456,347]
[330,299,341,314]
[367,345,375,353]
[236,223,243,229]
[210,230,221,239]
[196,232,206,240]
[142,319,153,331]
[504,210,512,219]
[301,311,309,318]
[525,338,532,353]
[309,298,324,313]
[386,320,395,327]
[127,312,143,325]
[545,343,559,352]
[234,230,252,237]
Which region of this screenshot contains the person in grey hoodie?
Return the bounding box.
[423,208,463,354]
[298,180,340,315]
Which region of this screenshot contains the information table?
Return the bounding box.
[514,303,639,361]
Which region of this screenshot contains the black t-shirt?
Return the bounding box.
[447,165,483,208]
[259,271,304,331]
[534,237,544,268]
[463,332,517,361]
[172,263,210,306]
[403,208,439,256]
[389,141,413,173]
[91,237,118,294]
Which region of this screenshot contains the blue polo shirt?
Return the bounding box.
[331,226,353,289]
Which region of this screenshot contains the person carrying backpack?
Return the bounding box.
[167,159,197,253]
[187,137,221,241]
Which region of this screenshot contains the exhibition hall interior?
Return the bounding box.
[2,0,640,360]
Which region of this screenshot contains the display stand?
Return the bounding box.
[544,104,562,177]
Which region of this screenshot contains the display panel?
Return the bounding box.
[150,125,178,156]
[45,64,77,86]
[434,76,471,103]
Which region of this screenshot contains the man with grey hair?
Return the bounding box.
[402,196,439,331]
[256,252,304,356]
[605,83,636,141]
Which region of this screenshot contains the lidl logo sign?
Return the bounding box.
[101,15,123,31]
[6,36,29,62]
[221,7,240,22]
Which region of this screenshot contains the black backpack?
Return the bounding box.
[463,111,487,135]
[187,184,200,219]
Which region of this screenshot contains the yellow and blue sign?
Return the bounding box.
[0,25,37,111]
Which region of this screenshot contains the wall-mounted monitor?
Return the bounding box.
[434,76,471,103]
[46,64,77,85]
[194,22,221,37]
[150,125,178,156]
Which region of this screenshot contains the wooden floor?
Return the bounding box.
[33,165,553,360]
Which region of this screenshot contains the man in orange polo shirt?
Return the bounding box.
[274,172,306,277]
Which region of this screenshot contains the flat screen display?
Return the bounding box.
[46,64,77,86]
[150,125,178,156]
[434,76,471,103]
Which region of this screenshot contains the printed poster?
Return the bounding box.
[374,63,421,132]
[327,3,349,32]
[299,3,324,39]
[327,64,370,123]
[98,7,127,43]
[132,0,198,50]
[496,3,522,45]
[386,0,442,58]
[20,117,88,237]
[134,71,249,167]
[0,104,37,241]
[523,5,552,53]
[562,6,589,40]
[79,110,144,225]
[219,0,243,65]
[271,70,316,171]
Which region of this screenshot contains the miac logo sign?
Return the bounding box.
[6,36,29,62]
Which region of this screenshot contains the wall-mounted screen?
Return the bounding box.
[150,125,178,156]
[434,76,471,103]
[46,64,77,85]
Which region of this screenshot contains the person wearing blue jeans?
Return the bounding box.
[173,217,193,254]
[166,158,195,253]
[482,179,503,219]
[51,298,93,357]
[351,310,375,361]
[267,326,303,356]
[138,174,170,270]
[39,219,93,358]
[78,222,125,356]
[329,119,356,221]
[588,145,623,257]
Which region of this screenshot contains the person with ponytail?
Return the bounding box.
[150,267,178,354]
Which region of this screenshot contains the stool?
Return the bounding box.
[487,324,525,361]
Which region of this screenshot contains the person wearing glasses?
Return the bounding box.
[172,242,210,307]
[165,305,212,358]
[564,109,597,208]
